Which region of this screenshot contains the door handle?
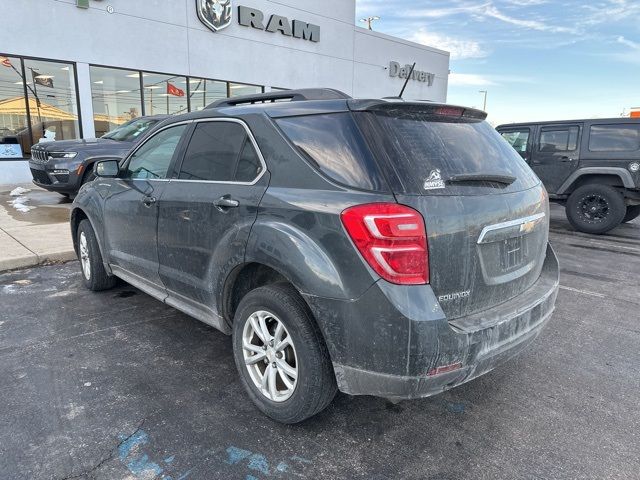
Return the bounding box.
[559,156,574,162]
[213,195,239,211]
[142,196,157,207]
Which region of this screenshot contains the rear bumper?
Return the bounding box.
[304,244,559,400]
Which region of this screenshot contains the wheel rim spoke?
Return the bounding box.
[275,336,291,352]
[261,364,270,391]
[245,352,266,366]
[250,314,266,343]
[267,361,278,400]
[273,322,284,344]
[258,313,272,344]
[243,340,263,355]
[276,357,297,380]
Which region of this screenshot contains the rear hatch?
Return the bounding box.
[351,101,549,320]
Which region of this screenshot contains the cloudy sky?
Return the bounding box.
[355,0,640,125]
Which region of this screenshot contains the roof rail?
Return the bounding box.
[206,88,351,109]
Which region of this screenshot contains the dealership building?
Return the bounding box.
[0,0,450,160]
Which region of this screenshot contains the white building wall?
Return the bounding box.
[1,0,449,117]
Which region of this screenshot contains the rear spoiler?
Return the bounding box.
[348,99,487,120]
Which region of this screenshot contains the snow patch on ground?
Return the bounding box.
[8,194,35,213]
[9,187,31,196]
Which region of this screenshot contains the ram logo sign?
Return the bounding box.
[197,0,233,32]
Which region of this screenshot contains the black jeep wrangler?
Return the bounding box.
[497,118,640,234]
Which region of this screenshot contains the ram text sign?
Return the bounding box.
[389,61,435,86]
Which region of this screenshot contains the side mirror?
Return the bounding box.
[95,159,120,178]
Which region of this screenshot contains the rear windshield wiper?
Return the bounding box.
[447,173,517,186]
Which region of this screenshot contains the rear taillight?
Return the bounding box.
[341,203,429,285]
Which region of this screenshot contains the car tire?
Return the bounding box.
[232,283,337,424]
[77,219,116,291]
[566,185,626,234]
[622,205,640,223]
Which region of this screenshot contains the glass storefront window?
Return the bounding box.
[23,59,80,153]
[90,66,143,137]
[229,82,263,97]
[142,72,188,116]
[188,78,227,111]
[0,55,28,158]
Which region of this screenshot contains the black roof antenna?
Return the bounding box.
[398,62,416,99]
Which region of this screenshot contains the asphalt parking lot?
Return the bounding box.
[1,204,639,480]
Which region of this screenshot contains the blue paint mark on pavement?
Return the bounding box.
[127,453,163,477]
[447,402,466,414]
[247,454,270,475]
[118,430,149,462]
[226,446,253,465]
[223,446,311,478]
[117,428,191,479]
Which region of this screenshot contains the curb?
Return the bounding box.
[0,250,76,274]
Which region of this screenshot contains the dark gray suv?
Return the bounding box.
[71,89,559,423]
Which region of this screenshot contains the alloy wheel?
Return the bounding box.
[579,194,609,222]
[79,232,91,280]
[242,310,298,402]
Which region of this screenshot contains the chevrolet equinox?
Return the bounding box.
[71,89,560,423]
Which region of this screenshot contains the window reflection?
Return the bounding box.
[189,78,227,111]
[142,72,188,115]
[90,66,143,137]
[229,82,262,97]
[23,59,80,152]
[0,55,28,158]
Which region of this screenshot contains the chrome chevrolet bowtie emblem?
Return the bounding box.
[197,0,232,32]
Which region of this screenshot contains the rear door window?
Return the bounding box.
[275,113,388,192]
[588,124,640,152]
[539,127,579,152]
[178,121,262,182]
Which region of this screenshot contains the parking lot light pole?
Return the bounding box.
[479,90,488,111]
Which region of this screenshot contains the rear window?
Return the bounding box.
[362,110,539,195]
[589,124,640,152]
[275,113,388,192]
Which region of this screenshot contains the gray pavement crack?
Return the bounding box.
[54,418,146,480]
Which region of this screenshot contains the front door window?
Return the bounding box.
[124,124,187,179]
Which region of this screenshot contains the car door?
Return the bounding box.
[102,122,190,294]
[531,124,582,193]
[499,127,532,164]
[157,119,269,328]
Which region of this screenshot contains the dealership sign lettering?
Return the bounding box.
[197,0,320,42]
[237,6,320,42]
[389,61,435,86]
